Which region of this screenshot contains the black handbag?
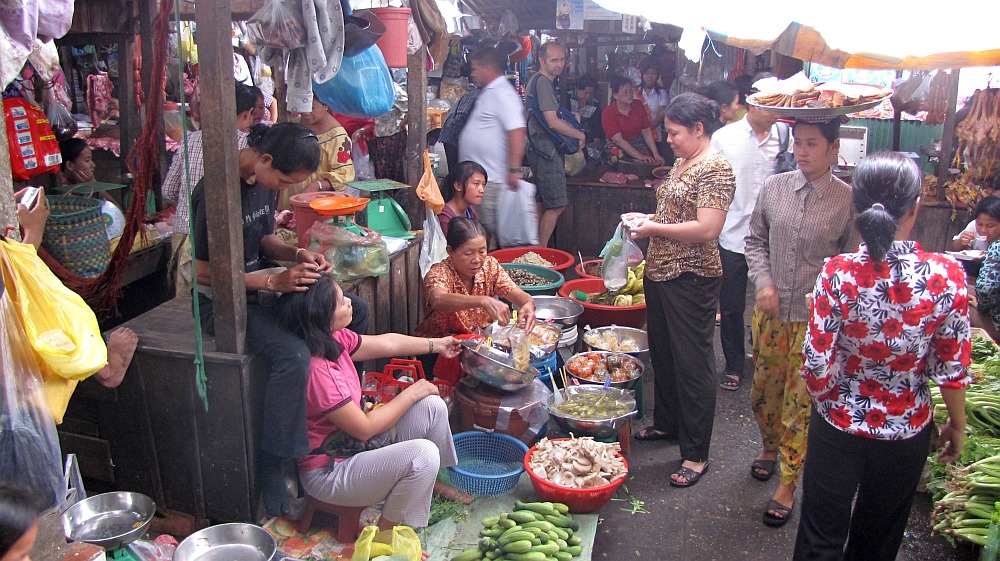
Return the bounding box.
[314,426,397,458]
[774,123,798,174]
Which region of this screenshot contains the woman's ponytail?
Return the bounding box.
[851,152,922,262]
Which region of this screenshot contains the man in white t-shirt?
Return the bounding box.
[458,47,527,249]
[711,104,782,391]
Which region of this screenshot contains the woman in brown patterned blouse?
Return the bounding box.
[623,93,736,488]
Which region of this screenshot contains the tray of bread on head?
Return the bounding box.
[747,72,892,122]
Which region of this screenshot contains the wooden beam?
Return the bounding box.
[405,47,428,190]
[194,0,246,353]
[937,69,961,202]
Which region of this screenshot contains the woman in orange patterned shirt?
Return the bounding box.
[415,218,536,381]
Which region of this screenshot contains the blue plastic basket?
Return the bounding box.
[447,431,529,496]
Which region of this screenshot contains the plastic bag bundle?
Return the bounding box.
[600,223,644,291]
[308,222,389,282]
[0,292,64,510]
[246,0,306,50]
[313,45,396,118]
[352,525,421,561]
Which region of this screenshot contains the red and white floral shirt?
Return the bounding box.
[801,241,971,440]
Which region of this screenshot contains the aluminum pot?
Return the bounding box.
[459,339,540,391]
[62,491,156,551]
[547,386,637,439]
[532,296,584,330]
[174,523,276,561]
[582,326,649,361]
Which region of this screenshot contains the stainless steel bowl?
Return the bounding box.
[547,385,637,438]
[459,339,540,391]
[582,326,649,356]
[566,351,644,390]
[174,523,277,561]
[532,296,584,330]
[62,491,156,550]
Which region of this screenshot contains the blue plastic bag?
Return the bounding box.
[313,45,396,118]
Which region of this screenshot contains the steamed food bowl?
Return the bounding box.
[547,385,637,438]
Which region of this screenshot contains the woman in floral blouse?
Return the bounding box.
[794,153,969,561]
[623,93,735,488]
[414,218,536,382]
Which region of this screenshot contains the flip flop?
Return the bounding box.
[669,462,710,488]
[750,459,777,482]
[762,499,795,527]
[634,427,675,441]
[719,374,742,392]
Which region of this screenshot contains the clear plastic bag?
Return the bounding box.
[45,95,77,142]
[246,0,306,50]
[419,203,447,278]
[599,223,643,291]
[0,291,64,511]
[308,222,390,282]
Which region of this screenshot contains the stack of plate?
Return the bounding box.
[558,326,578,348]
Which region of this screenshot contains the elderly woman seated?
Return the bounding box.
[414,218,536,383]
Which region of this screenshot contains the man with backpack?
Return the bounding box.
[526,42,586,248]
[458,47,526,249]
[710,102,787,392]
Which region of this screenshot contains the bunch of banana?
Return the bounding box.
[587,261,646,307]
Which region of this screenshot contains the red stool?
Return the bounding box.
[297,497,367,542]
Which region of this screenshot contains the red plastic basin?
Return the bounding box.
[557,278,646,329]
[489,246,575,273]
[524,439,629,513]
[573,259,602,279]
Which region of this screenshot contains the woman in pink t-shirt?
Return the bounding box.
[281,276,467,529]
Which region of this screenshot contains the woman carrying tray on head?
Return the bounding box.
[414,218,537,383]
[282,275,470,529]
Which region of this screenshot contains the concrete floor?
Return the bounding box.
[588,329,978,560]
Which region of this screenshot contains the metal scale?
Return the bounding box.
[346,179,414,239]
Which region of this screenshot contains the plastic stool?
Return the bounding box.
[297,497,366,542]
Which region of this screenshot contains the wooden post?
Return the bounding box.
[273,66,288,124]
[937,68,961,202]
[118,31,140,189]
[194,0,246,353]
[891,108,901,152]
[405,47,428,188]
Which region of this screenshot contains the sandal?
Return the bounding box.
[762,499,795,527]
[634,427,675,441]
[669,462,710,488]
[750,458,777,482]
[719,373,742,392]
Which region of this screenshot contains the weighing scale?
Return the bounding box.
[346,179,414,239]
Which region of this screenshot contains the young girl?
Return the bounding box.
[58,138,96,185]
[438,161,486,237]
[0,486,38,561]
[281,276,469,529]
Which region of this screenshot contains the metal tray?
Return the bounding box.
[62,491,156,551]
[747,83,890,121]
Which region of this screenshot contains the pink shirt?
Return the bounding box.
[299,329,363,471]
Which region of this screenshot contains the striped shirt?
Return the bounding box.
[163,130,249,230]
[744,169,855,322]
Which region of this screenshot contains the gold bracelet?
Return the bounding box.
[428,338,434,353]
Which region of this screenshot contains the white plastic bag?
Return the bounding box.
[419,203,448,278]
[497,180,540,248]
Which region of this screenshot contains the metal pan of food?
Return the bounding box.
[547,385,637,439]
[459,339,540,391]
[62,491,156,551]
[582,326,648,357]
[174,523,277,561]
[565,351,644,390]
[482,320,562,362]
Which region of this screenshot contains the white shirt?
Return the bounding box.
[954,219,989,250]
[636,86,668,131]
[712,117,782,253]
[458,75,526,184]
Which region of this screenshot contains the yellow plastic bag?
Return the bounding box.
[0,239,106,381]
[415,149,444,215]
[351,525,421,561]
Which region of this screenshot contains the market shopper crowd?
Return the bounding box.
[3,33,977,561]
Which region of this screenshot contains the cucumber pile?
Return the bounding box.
[451,500,583,561]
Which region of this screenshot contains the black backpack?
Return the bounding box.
[774,122,798,174]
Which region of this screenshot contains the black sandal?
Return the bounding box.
[750,459,777,481]
[762,499,794,527]
[719,374,742,392]
[634,427,674,441]
[669,462,710,488]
